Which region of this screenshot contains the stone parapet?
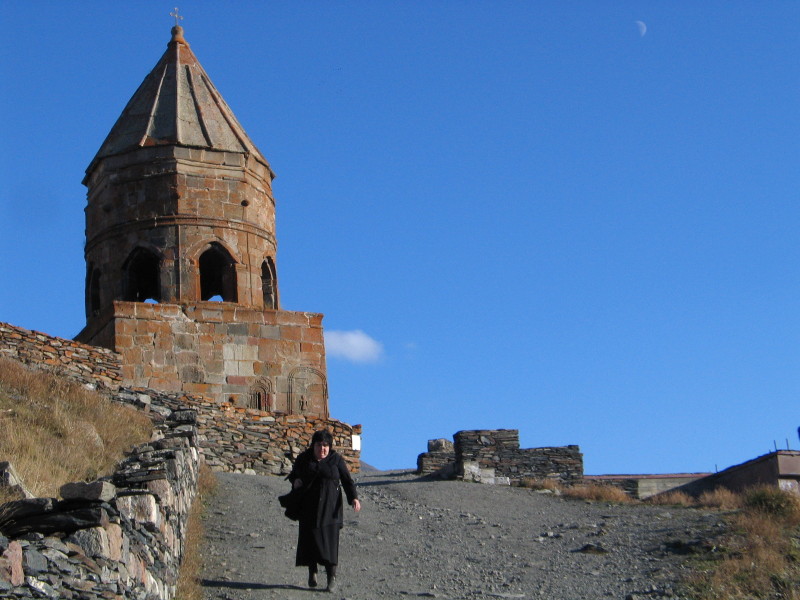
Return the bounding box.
[0,322,121,390]
[0,398,200,599]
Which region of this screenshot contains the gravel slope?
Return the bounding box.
[200,470,725,600]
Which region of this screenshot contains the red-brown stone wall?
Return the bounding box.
[79,301,329,415]
[84,147,278,321]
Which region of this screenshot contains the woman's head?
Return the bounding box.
[311,430,333,460]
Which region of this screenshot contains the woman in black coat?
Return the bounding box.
[288,430,361,591]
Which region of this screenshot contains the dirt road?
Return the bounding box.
[200,470,724,600]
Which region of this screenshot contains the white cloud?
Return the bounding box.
[325,330,384,363]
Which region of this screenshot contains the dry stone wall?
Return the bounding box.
[418,430,583,486]
[0,401,200,599]
[455,430,583,485]
[115,388,361,475]
[0,322,121,390]
[416,439,456,477]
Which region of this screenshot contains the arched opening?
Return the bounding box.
[86,264,102,316]
[199,243,237,302]
[261,257,277,309]
[249,379,273,411]
[122,248,161,303]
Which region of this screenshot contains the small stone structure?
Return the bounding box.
[0,322,360,474]
[417,429,583,485]
[0,400,200,599]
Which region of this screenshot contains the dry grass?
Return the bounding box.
[175,463,218,600]
[697,487,744,510]
[520,477,562,492]
[0,357,152,498]
[682,486,800,600]
[562,483,634,503]
[645,490,695,506]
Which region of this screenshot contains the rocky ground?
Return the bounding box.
[200,470,727,600]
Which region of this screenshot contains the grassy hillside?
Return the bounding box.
[0,357,152,501]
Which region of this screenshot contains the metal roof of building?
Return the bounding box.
[86,26,270,176]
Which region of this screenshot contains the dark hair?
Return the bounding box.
[311,430,333,448]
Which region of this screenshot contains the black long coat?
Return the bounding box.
[288,448,358,567]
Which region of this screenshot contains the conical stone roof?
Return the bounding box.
[86,25,270,176]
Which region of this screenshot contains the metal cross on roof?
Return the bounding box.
[170,7,183,26]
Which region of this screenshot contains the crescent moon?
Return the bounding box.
[636,20,647,37]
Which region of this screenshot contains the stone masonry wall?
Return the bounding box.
[77,301,329,416]
[0,399,200,599]
[454,430,583,485]
[0,322,121,390]
[0,322,360,474]
[116,389,361,475]
[416,439,456,476]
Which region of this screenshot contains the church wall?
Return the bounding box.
[102,301,328,414]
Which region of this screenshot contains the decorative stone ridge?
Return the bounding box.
[115,388,362,475]
[0,322,121,390]
[0,403,200,599]
[417,430,583,486]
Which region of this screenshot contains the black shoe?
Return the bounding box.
[326,575,336,592]
[308,570,318,588]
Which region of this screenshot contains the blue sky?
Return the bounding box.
[2,2,798,474]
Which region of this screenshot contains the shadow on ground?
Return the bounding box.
[201,579,311,592]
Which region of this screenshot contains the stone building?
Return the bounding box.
[76,25,329,416]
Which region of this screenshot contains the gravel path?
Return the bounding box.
[200,470,725,600]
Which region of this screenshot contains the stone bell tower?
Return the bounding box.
[77,25,329,417]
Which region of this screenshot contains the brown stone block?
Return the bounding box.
[117,320,135,335]
[133,335,153,347]
[226,375,248,385]
[115,334,134,349]
[277,311,308,326]
[301,328,324,343]
[300,342,323,354]
[280,326,302,341]
[184,383,211,394]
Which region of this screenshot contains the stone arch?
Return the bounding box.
[261,257,278,309]
[121,247,161,302]
[288,367,328,415]
[249,378,274,411]
[197,242,238,302]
